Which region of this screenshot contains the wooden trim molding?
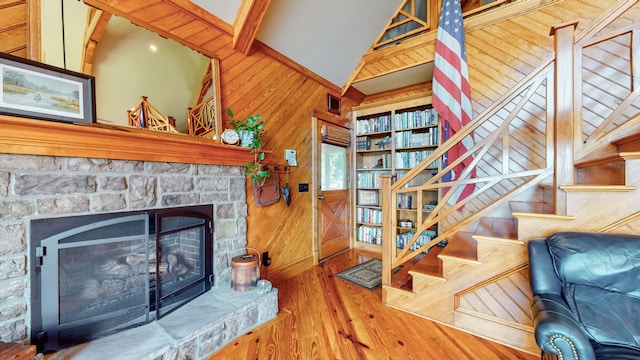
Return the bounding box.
[0,115,254,166]
[232,0,272,55]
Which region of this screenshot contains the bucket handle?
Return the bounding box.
[242,247,261,267]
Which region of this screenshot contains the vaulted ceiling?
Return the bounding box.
[190,0,404,92]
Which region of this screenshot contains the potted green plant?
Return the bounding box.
[227,108,269,183]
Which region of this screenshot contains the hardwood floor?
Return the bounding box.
[208,250,539,359]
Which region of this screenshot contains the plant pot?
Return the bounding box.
[239,130,255,148]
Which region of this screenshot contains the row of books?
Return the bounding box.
[355,136,371,151]
[395,128,438,148]
[395,150,438,169]
[395,108,438,130]
[357,225,382,245]
[397,193,413,209]
[356,114,392,135]
[356,207,382,225]
[396,230,437,252]
[356,171,388,188]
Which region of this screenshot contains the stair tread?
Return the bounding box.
[439,231,478,262]
[475,217,518,239]
[574,153,622,168]
[408,246,444,278]
[509,201,553,215]
[613,131,640,149]
[561,184,635,192]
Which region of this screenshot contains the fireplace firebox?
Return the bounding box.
[29,205,213,353]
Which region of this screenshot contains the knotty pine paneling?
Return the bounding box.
[0,0,27,55]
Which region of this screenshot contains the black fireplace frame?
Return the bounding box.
[29,205,214,353]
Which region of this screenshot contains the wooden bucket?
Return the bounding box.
[231,248,260,291]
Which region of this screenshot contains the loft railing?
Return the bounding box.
[381,0,640,287]
[188,96,221,140]
[127,96,179,134]
[373,0,523,50]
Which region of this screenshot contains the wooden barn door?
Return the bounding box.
[313,117,351,262]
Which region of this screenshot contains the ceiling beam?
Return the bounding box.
[82,9,112,75]
[232,0,272,55]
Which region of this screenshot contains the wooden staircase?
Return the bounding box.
[381,0,640,355]
[385,151,640,355]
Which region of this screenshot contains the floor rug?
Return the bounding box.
[336,258,386,289]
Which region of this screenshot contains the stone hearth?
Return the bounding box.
[48,286,278,360]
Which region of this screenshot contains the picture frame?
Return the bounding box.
[357,189,379,206]
[0,52,96,124]
[327,93,341,115]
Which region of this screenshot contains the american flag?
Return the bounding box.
[432,0,475,206]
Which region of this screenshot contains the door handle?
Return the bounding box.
[318,195,325,200]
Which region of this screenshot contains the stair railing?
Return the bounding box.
[382,58,556,285]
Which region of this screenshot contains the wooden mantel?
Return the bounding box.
[0,115,254,166]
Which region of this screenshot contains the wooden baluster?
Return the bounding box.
[381,175,393,294]
[550,21,578,216]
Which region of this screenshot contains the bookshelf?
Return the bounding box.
[352,95,440,252]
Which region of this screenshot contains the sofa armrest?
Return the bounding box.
[528,238,562,295]
[531,294,596,360]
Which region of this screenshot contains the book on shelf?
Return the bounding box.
[356,114,392,135]
[356,171,389,188]
[355,136,371,151]
[394,108,438,130]
[397,193,413,209]
[394,128,438,148]
[395,149,438,169]
[396,230,436,252]
[357,225,382,245]
[356,207,382,224]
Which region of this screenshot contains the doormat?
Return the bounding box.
[336,258,392,290]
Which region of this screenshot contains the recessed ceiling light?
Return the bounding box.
[149,44,158,53]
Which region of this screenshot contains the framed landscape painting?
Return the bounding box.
[0,52,96,124]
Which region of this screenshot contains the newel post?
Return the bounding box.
[550,21,578,216]
[381,175,394,293]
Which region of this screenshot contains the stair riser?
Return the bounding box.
[454,311,538,355]
[575,160,625,185]
[476,241,526,263]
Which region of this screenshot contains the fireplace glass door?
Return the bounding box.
[39,215,150,349]
[153,212,211,318]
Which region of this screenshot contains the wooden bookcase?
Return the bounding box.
[352,94,440,252]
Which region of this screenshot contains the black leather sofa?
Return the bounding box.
[528,232,640,360]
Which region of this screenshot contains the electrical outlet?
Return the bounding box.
[262,251,271,267]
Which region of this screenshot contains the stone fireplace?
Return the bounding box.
[0,147,277,358]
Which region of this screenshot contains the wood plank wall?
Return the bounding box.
[0,0,28,57]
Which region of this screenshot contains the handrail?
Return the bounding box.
[393,56,554,191]
[574,0,639,46]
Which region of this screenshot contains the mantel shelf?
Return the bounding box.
[0,115,254,166]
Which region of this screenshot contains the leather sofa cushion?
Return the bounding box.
[564,283,640,351]
[547,232,640,297]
